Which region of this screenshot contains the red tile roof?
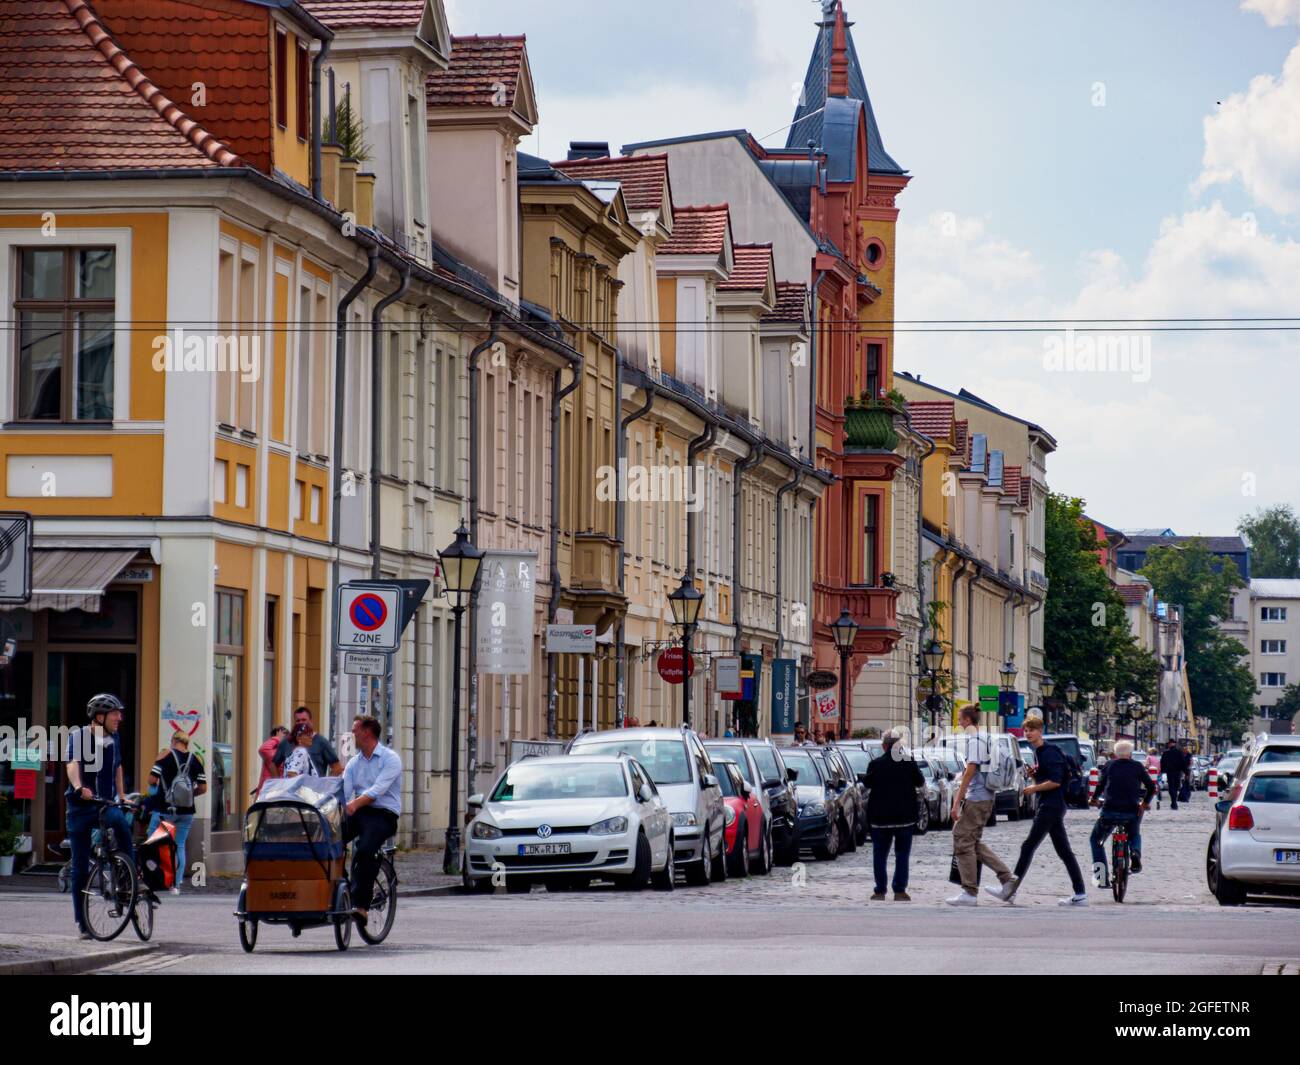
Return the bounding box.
[93,0,271,172]
[762,281,808,323]
[1116,584,1149,605]
[302,0,426,30]
[0,0,241,172]
[552,154,669,214]
[659,204,730,257]
[954,419,970,466]
[906,400,954,440]
[719,242,772,291]
[1003,464,1022,501]
[426,35,525,110]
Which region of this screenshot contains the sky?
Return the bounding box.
[445,0,1300,536]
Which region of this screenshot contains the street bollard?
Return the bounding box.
[1088,766,1099,800]
[1208,768,1217,800]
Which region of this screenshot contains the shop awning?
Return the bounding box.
[10,548,139,612]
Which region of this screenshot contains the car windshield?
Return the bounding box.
[839,747,871,773]
[781,749,823,784]
[1219,758,1241,774]
[490,762,627,801]
[715,765,741,798]
[706,745,752,783]
[925,750,961,773]
[1045,737,1083,763]
[864,742,884,760]
[1258,748,1300,765]
[1244,775,1300,804]
[574,738,691,785]
[748,745,781,782]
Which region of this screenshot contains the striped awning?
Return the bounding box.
[18,548,138,612]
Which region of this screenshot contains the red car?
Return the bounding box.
[715,759,766,877]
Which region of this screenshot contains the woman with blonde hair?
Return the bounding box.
[147,730,207,893]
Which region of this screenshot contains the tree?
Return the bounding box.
[1267,683,1300,730]
[1043,494,1131,694]
[1139,539,1256,732]
[1111,635,1161,707]
[1238,504,1300,579]
[332,87,371,163]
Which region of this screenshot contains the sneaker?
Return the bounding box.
[945,891,978,907]
[169,886,181,896]
[1058,893,1089,906]
[984,876,1019,903]
[870,892,887,901]
[76,927,93,941]
[893,891,911,902]
[1131,853,1143,874]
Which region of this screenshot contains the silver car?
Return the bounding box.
[569,727,726,886]
[1207,763,1300,905]
[464,754,674,893]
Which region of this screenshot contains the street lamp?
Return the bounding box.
[1065,681,1079,733]
[668,575,704,727]
[998,657,1018,691]
[918,637,944,734]
[1091,690,1108,741]
[438,520,484,876]
[831,608,860,738]
[1041,674,1056,730]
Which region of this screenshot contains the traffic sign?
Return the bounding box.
[0,512,33,605]
[657,646,695,684]
[334,579,429,653]
[343,651,388,677]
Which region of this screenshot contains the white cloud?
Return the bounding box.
[1194,42,1300,216]
[1242,0,1300,27]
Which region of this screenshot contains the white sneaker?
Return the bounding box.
[945,891,978,907]
[1058,893,1088,906]
[169,886,181,896]
[983,877,1019,903]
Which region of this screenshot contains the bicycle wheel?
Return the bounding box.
[1111,837,1128,904]
[357,859,397,945]
[83,853,137,942]
[132,889,155,941]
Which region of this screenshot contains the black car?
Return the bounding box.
[822,744,868,846]
[778,745,852,860]
[705,739,799,866]
[811,747,859,853]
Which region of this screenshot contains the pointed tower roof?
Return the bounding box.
[785,0,905,177]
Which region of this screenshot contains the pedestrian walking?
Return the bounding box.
[863,730,924,901]
[1160,740,1184,810]
[985,716,1088,906]
[146,730,207,893]
[945,706,1015,906]
[273,706,343,777]
[256,725,288,794]
[343,715,402,927]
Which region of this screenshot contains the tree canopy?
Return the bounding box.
[1238,503,1300,579]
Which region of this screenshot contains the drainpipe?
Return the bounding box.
[685,422,717,581]
[774,468,805,662]
[1027,593,1044,704]
[370,264,410,580]
[327,247,377,718]
[951,557,970,703]
[967,563,979,705]
[311,38,331,201]
[808,272,828,466]
[546,353,584,739]
[617,382,656,727]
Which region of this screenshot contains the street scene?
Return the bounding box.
[1,0,1300,1010]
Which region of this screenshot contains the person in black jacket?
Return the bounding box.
[1159,740,1185,810]
[1088,740,1153,885]
[862,730,925,901]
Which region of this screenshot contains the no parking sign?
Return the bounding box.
[335,584,401,651]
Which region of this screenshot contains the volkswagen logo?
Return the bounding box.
[536,824,553,838]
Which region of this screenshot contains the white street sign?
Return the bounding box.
[335,583,401,652]
[343,651,388,677]
[0,513,33,605]
[714,655,742,695]
[546,624,596,654]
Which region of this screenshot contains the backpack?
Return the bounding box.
[985,737,1019,793]
[164,751,196,809]
[1060,752,1083,803]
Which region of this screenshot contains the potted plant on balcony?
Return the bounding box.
[844,389,905,450]
[880,571,896,589]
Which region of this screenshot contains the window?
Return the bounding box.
[864,342,881,402]
[862,493,880,585]
[296,42,310,140]
[235,463,250,508]
[507,380,518,520]
[213,589,246,833]
[214,459,228,504]
[293,479,305,521]
[218,238,260,433]
[1261,672,1287,687]
[1261,640,1287,655]
[14,247,115,421]
[275,30,288,129]
[1261,606,1288,622]
[263,597,278,738]
[385,329,401,477]
[414,341,428,483]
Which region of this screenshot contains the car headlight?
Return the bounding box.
[589,816,628,836]
[723,806,736,826]
[800,802,825,817]
[672,811,698,828]
[471,821,502,840]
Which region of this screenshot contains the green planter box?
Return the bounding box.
[845,407,899,450]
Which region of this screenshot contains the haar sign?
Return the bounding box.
[477,551,536,675]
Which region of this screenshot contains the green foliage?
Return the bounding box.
[1267,683,1300,725]
[333,89,371,163]
[1238,504,1300,579]
[0,797,20,857]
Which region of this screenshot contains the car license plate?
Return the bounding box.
[1275,850,1300,864]
[519,842,571,856]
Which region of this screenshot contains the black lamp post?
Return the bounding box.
[668,575,703,727]
[1065,680,1079,732]
[438,520,484,876]
[830,608,860,738]
[1091,690,1108,742]
[920,638,945,733]
[998,655,1018,727]
[1041,674,1056,729]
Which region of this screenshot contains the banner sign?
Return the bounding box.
[657,647,694,684]
[546,624,596,654]
[815,689,839,721]
[771,658,797,735]
[477,551,537,675]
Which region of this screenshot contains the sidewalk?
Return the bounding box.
[0,932,155,976]
[182,845,462,897]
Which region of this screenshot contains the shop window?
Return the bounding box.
[213,589,246,833]
[14,247,115,422]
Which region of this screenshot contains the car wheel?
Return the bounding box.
[854,810,868,846]
[915,801,930,836]
[652,835,676,891]
[729,818,751,877]
[1207,836,1247,906]
[711,826,728,883]
[685,838,711,886]
[755,824,772,875]
[814,817,840,860]
[622,832,653,891]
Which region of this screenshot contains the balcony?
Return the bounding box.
[814,582,901,655]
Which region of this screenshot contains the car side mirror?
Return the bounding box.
[1215,800,1232,814]
[701,774,718,790]
[740,782,752,798]
[468,793,484,808]
[639,783,653,803]
[763,778,782,790]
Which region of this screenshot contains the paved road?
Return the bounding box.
[8,795,1299,974]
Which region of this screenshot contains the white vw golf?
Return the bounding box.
[464,755,675,893]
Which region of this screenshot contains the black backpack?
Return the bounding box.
[1061,753,1083,803]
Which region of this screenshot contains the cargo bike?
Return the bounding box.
[234,776,397,952]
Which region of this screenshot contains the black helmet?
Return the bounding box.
[86,693,125,720]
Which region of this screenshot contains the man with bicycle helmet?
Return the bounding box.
[64,694,136,938]
[1088,739,1153,888]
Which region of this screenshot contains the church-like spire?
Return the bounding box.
[828,1,850,98]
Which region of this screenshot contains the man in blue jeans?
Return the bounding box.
[1088,739,1154,886]
[64,694,135,938]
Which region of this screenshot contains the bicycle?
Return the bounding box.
[81,798,159,942]
[353,840,398,945]
[1109,820,1131,903]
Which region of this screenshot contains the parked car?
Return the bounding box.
[914,756,951,833]
[464,755,675,893]
[1226,735,1300,803]
[1215,755,1244,794]
[820,745,866,847]
[943,732,1029,818]
[1078,741,1097,773]
[811,747,859,852]
[833,740,880,845]
[714,759,769,876]
[1191,756,1210,790]
[704,739,785,869]
[779,745,850,860]
[739,738,801,865]
[1206,763,1300,905]
[922,747,963,825]
[568,727,726,886]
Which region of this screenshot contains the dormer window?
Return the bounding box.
[275,29,288,129]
